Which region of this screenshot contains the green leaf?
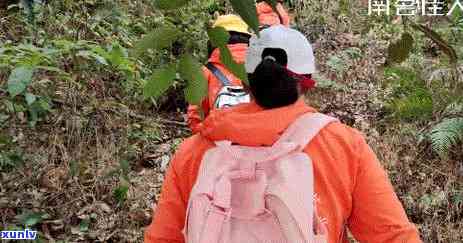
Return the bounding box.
[79,218,90,232]
[7,152,24,164]
[219,46,248,84]
[0,134,11,145]
[153,0,189,10]
[133,27,180,57]
[207,27,230,48]
[0,152,23,172]
[178,54,207,105]
[37,97,51,111]
[13,102,27,113]
[91,46,111,65]
[230,0,259,35]
[25,93,36,105]
[91,46,110,59]
[143,64,177,99]
[7,66,34,97]
[69,160,79,177]
[119,159,130,181]
[207,27,248,84]
[77,50,109,65]
[27,97,52,127]
[113,185,129,204]
[108,43,128,67]
[16,211,49,227]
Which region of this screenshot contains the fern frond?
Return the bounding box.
[430,118,463,158]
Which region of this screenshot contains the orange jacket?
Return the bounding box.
[256,2,290,27]
[145,99,422,243]
[187,43,247,134]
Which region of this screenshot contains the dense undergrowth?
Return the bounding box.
[1,0,462,242]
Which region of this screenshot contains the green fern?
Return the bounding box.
[430,117,463,158]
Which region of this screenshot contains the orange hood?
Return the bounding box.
[199,99,316,146]
[209,43,248,65]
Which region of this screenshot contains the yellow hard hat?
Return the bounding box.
[212,14,251,35]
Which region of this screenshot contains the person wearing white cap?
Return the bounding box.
[240,25,422,242]
[144,26,422,243]
[246,25,317,108]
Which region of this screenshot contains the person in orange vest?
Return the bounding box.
[145,26,422,243]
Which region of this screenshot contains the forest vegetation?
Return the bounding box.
[0,0,462,242]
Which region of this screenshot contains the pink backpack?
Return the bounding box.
[183,113,338,243]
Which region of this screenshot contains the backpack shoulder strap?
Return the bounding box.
[274,113,339,150]
[206,62,232,86]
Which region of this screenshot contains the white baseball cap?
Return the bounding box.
[245,25,316,75]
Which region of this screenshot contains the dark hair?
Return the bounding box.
[207,31,251,57]
[262,48,287,66]
[248,48,299,109]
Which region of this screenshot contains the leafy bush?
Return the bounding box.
[384,67,434,122]
[113,184,129,206]
[134,0,269,108]
[0,150,24,172]
[384,67,421,96]
[0,39,141,126]
[390,88,434,122]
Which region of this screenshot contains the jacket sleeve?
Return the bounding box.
[186,68,212,134]
[187,104,202,134]
[348,134,422,242]
[144,142,195,243]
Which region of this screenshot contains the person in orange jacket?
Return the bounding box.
[145,26,422,243]
[186,15,252,134]
[187,3,291,134]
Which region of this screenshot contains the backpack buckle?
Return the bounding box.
[240,164,256,180]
